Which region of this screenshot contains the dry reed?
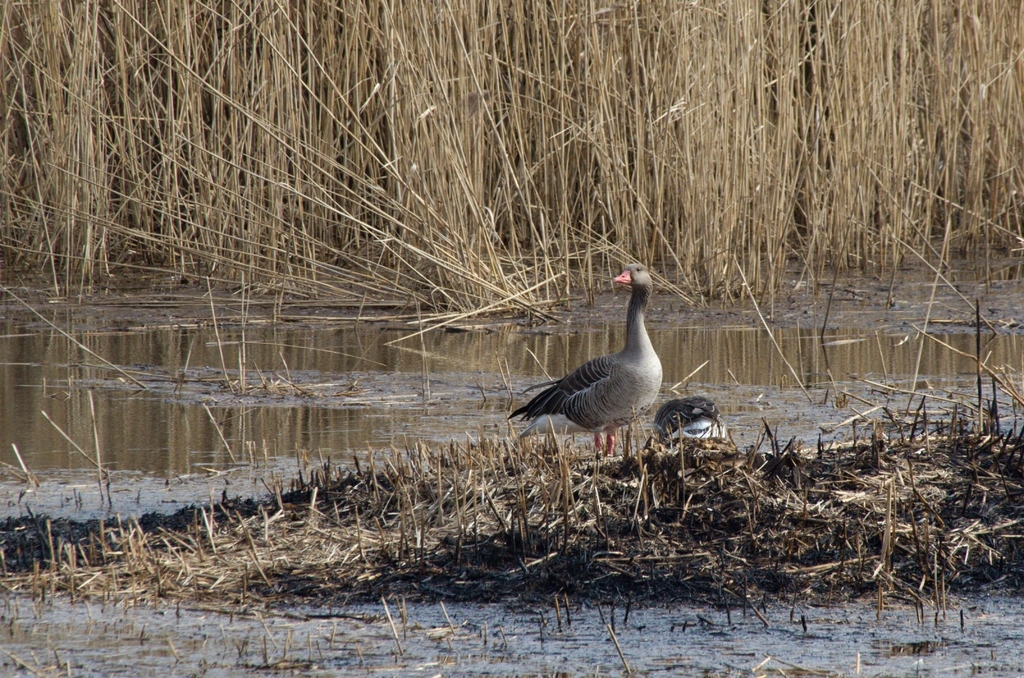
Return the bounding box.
[1,1,1021,309]
[2,411,1023,608]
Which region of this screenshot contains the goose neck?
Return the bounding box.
[624,285,652,352]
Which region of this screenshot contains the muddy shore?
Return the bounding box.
[3,261,1022,334]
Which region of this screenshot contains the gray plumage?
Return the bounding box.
[653,396,727,443]
[509,263,663,454]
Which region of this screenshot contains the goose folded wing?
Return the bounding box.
[512,355,616,423]
[659,398,716,426]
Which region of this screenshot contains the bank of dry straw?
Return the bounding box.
[2,1,1022,308]
[3,411,1024,609]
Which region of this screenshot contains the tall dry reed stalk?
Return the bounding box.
[1,0,1022,309]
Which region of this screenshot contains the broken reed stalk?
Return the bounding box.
[416,300,430,402]
[607,623,632,675]
[9,444,40,487]
[40,410,102,473]
[239,274,248,394]
[204,404,238,463]
[817,266,842,399]
[976,300,984,430]
[3,2,1021,307]
[87,391,103,491]
[386,274,563,347]
[207,278,234,395]
[906,224,950,415]
[912,328,1024,411]
[1,287,148,389]
[381,597,404,656]
[736,262,812,402]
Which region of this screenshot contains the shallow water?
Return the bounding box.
[1,299,1021,518]
[3,594,1023,676]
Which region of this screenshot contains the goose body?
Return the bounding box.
[653,396,727,443]
[510,263,663,455]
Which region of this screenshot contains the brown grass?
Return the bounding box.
[3,411,1023,609]
[1,1,1023,309]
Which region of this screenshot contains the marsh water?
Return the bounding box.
[2,278,1023,675]
[3,300,1020,497]
[4,594,1024,676]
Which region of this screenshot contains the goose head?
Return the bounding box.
[614,263,653,290]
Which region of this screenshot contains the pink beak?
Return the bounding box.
[614,270,632,285]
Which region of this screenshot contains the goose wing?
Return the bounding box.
[509,354,617,429]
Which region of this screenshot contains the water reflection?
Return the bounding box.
[0,311,1020,479]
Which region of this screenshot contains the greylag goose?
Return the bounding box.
[653,395,727,443]
[509,263,663,455]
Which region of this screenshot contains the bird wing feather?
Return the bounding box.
[509,355,617,429]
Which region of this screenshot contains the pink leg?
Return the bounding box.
[593,433,603,451]
[605,432,616,456]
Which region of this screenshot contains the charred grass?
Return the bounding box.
[3,413,1024,610]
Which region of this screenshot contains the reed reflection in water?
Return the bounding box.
[0,315,1018,477]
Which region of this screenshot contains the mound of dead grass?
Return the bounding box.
[3,416,1024,609]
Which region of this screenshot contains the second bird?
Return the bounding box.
[653,395,728,443]
[510,263,663,455]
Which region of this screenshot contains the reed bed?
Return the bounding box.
[2,1,1022,309]
[3,412,1023,609]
